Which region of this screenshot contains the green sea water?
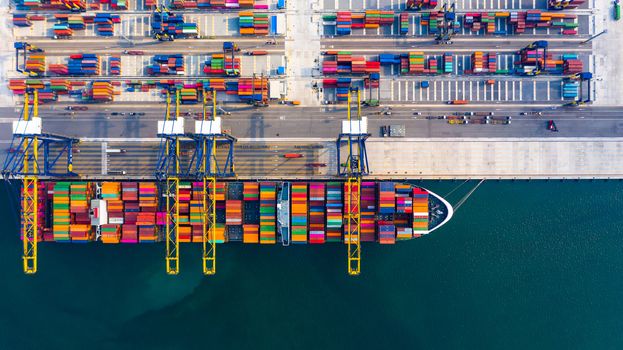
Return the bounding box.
[1,181,623,350]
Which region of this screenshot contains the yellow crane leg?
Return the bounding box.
[22,176,38,274]
[202,176,216,275]
[346,177,361,276]
[165,176,180,274]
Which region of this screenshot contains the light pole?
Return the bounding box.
[581,29,607,44]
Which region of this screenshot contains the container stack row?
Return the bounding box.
[25,54,45,76]
[378,182,395,214]
[470,52,497,74]
[378,223,396,244]
[363,10,395,28]
[94,13,120,37]
[259,182,276,244]
[291,183,308,244]
[412,188,429,237]
[86,81,115,101]
[13,14,31,27]
[118,182,158,243]
[49,54,101,76]
[322,51,380,75]
[237,77,268,102]
[309,183,325,244]
[395,184,413,240]
[110,0,129,10]
[203,54,241,76]
[336,12,352,35]
[148,55,185,75]
[52,182,71,242]
[563,58,583,74]
[152,12,198,38]
[326,182,343,242]
[69,183,93,242]
[110,56,121,75]
[100,182,122,243]
[243,182,260,243]
[421,11,440,34]
[358,182,375,242]
[399,12,409,34]
[562,81,579,99]
[443,53,453,73]
[239,12,268,35]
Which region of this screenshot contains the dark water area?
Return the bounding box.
[1,181,623,350]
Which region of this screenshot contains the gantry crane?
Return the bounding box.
[518,40,548,76]
[155,89,185,274]
[187,88,236,274]
[223,42,241,77]
[565,72,593,106]
[14,42,44,77]
[436,2,458,44]
[2,89,78,274]
[336,88,370,275]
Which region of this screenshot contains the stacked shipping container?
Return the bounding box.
[259,182,276,244]
[309,183,325,244]
[326,182,343,242]
[291,183,308,244]
[412,188,429,237]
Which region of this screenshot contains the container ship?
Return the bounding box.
[28,181,453,245]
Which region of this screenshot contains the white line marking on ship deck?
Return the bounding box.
[461,81,465,100]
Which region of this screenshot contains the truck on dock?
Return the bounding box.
[448,100,469,105]
[245,50,268,56]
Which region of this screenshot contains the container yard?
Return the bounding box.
[2,0,621,277]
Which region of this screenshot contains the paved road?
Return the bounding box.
[1,106,621,142]
[25,38,285,55]
[321,37,592,52]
